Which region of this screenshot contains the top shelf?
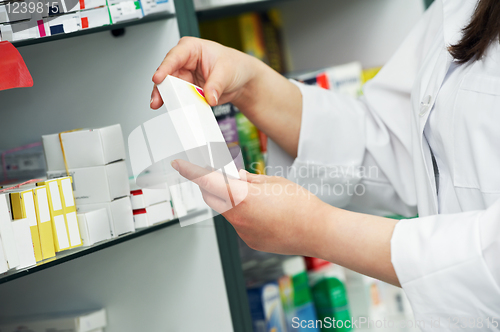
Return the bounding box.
[12,12,176,48]
[196,0,295,21]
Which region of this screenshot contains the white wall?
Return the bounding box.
[0,17,233,332]
[278,0,425,72]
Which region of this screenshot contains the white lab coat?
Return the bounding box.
[278,0,500,329]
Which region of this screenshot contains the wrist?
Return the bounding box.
[301,199,338,259]
[231,57,272,115]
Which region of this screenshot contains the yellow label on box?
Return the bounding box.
[39,177,81,250]
[33,186,56,260]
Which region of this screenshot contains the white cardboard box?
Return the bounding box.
[0,238,9,273]
[43,12,81,36]
[77,196,134,237]
[145,201,173,225]
[139,0,173,16]
[77,208,112,246]
[66,0,107,12]
[0,308,107,332]
[0,194,20,270]
[130,187,171,210]
[133,209,148,229]
[79,6,110,29]
[42,124,126,171]
[47,161,130,205]
[156,75,240,180]
[11,218,36,270]
[0,20,37,41]
[108,1,143,24]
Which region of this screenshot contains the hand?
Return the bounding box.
[171,159,328,257]
[172,159,401,286]
[151,37,263,109]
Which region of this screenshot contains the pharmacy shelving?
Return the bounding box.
[195,0,294,21]
[12,12,176,47]
[0,209,208,285]
[1,0,250,330]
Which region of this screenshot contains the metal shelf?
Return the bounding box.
[196,0,295,21]
[0,209,208,285]
[12,11,176,48]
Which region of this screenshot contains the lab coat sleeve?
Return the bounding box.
[392,199,500,326]
[286,2,441,217]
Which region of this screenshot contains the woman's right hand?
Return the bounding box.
[150,37,263,109]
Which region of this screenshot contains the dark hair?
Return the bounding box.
[449,0,500,64]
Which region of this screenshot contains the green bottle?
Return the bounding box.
[309,265,351,331]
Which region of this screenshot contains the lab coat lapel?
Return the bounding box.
[412,0,477,215]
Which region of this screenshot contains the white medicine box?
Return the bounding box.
[42,124,126,171]
[47,161,130,205]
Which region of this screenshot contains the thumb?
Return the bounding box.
[203,63,231,107]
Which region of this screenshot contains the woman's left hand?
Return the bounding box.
[171,159,328,257]
[171,158,401,286]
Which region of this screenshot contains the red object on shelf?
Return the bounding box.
[304,257,331,271]
[0,41,33,91]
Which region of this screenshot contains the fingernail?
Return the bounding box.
[213,91,219,106]
[171,160,179,171]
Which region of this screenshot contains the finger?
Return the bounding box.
[150,85,163,110]
[172,159,240,200]
[240,170,275,184]
[240,170,264,183]
[200,189,232,214]
[152,38,198,85]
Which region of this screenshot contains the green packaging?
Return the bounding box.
[235,111,266,174]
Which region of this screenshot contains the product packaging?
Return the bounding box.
[79,7,111,29]
[77,196,134,237]
[9,189,43,262]
[43,13,81,36]
[11,217,37,269]
[139,0,173,15]
[247,281,287,332]
[0,238,8,273]
[235,111,266,174]
[38,177,82,251]
[308,263,351,331]
[42,124,126,172]
[47,161,130,205]
[77,208,112,246]
[0,193,20,269]
[0,21,37,41]
[66,0,107,12]
[154,75,239,180]
[108,1,143,24]
[32,185,56,259]
[130,187,171,210]
[282,256,320,332]
[213,103,244,171]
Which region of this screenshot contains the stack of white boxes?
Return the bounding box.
[42,124,134,241]
[130,186,174,228]
[130,179,206,229]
